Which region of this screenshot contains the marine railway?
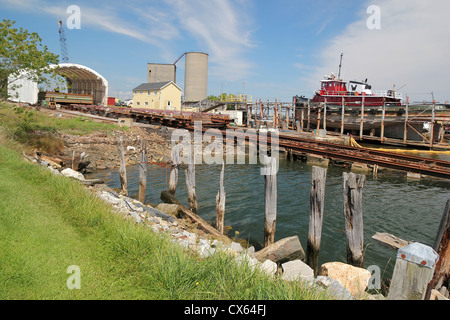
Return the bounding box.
[50,104,450,180]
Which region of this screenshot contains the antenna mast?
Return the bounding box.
[338,53,343,80]
[58,20,69,63]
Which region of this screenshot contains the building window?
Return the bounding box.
[136,102,140,106]
[144,102,148,106]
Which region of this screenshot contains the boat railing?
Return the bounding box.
[317,90,402,100]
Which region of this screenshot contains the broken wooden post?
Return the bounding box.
[168,143,181,195]
[185,151,198,214]
[138,139,147,204]
[343,172,365,267]
[387,242,439,300]
[215,163,226,234]
[426,198,450,299]
[381,99,386,143]
[118,136,128,196]
[307,166,327,276]
[264,156,277,247]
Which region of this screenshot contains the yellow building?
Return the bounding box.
[132,81,182,110]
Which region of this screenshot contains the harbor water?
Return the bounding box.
[89,155,449,281]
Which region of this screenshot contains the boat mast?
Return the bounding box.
[337,53,343,80]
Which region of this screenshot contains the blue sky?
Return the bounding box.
[2,0,449,103]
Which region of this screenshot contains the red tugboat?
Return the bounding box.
[309,54,402,107]
[311,74,402,107]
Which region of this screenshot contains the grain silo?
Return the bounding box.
[184,52,208,102]
[147,63,176,83]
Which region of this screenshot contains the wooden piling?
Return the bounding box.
[343,172,366,267]
[403,97,409,143]
[426,198,450,299]
[359,94,365,139]
[307,100,311,131]
[307,166,327,276]
[138,139,147,204]
[381,100,386,143]
[215,163,226,234]
[340,97,345,136]
[185,153,198,214]
[118,136,128,196]
[388,242,439,300]
[323,99,327,132]
[168,149,180,196]
[264,156,277,247]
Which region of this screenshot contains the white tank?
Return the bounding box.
[184,52,208,102]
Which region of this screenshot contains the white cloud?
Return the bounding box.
[165,0,256,81]
[308,0,450,102]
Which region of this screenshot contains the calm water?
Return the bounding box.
[89,157,449,280]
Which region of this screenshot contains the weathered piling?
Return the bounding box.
[387,242,439,300]
[343,172,365,267]
[264,156,277,247]
[306,166,327,276]
[186,152,198,214]
[168,143,181,195]
[215,163,226,234]
[118,136,128,196]
[426,198,450,299]
[138,139,147,204]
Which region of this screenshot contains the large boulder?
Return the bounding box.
[254,236,305,264]
[281,260,314,282]
[318,262,371,298]
[61,168,85,181]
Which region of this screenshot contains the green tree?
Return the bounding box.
[0,19,60,99]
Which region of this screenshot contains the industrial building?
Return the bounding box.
[132,81,182,110]
[146,52,209,106]
[147,63,176,83]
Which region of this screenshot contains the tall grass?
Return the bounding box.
[0,145,332,300]
[0,102,124,152]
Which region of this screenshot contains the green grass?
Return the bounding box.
[0,102,124,152]
[0,144,331,300]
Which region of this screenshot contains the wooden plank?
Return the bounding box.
[138,139,147,204]
[307,166,327,276]
[215,163,226,234]
[118,136,128,196]
[343,172,365,267]
[264,156,277,247]
[160,190,229,241]
[372,232,411,251]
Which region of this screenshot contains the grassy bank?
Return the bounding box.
[0,104,330,300]
[0,102,123,153]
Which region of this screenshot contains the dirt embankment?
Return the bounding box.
[61,126,172,172]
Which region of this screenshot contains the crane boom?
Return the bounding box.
[58,20,69,63]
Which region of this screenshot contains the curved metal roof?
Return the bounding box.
[49,63,108,87]
[48,63,109,105]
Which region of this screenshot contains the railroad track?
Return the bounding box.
[275,134,450,179]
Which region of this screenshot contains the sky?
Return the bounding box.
[1,0,449,103]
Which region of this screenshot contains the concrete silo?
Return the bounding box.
[184,52,208,103]
[147,63,176,83]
